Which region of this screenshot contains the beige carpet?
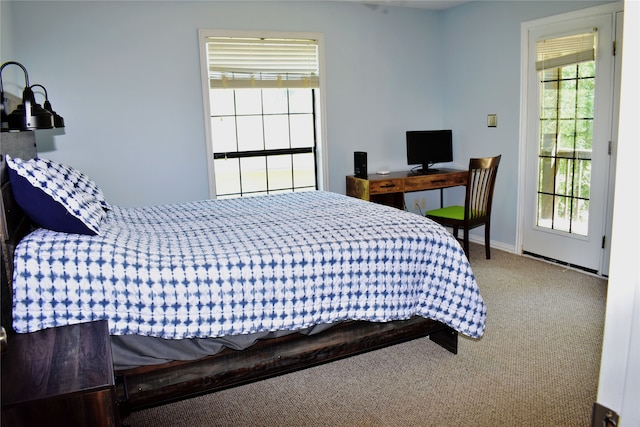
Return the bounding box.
[124,243,607,427]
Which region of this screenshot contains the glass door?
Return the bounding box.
[522,13,617,274]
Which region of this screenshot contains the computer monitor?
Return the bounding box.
[406,130,453,174]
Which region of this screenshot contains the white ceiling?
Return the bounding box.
[362,0,473,10]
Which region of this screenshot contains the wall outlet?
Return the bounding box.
[420,198,426,210]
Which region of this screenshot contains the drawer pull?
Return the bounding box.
[380,184,397,188]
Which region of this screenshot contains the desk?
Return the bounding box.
[346,168,467,210]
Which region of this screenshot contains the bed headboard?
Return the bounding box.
[1,131,37,332]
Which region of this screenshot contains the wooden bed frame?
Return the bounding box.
[1,131,458,419]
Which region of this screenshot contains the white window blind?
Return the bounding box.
[206,37,319,89]
[536,30,597,71]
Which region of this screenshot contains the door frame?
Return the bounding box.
[600,10,624,276]
[516,1,623,275]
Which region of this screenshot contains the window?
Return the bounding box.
[535,31,596,236]
[199,31,325,199]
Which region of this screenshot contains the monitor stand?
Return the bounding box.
[411,167,440,175]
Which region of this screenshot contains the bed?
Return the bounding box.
[0,131,485,418]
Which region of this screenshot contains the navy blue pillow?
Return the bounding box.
[6,156,105,235]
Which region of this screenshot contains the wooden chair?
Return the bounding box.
[426,155,501,259]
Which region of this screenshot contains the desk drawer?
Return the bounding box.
[404,173,467,191]
[370,179,404,194]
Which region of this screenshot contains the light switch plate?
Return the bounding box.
[487,114,497,127]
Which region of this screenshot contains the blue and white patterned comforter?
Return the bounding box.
[12,191,486,339]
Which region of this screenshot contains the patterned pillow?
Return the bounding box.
[6,156,106,235]
[33,157,109,210]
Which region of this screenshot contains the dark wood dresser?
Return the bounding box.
[1,320,121,427]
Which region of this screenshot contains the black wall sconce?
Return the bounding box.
[1,61,64,132]
[31,84,65,129]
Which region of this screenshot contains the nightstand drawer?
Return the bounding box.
[370,179,404,194]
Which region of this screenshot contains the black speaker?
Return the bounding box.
[354,151,367,178]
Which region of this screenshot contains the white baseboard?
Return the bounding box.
[439,226,516,254]
[467,234,516,254]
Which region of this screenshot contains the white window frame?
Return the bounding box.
[198,29,329,199]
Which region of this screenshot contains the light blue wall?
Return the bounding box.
[1,1,16,61]
[1,0,612,249]
[2,1,444,204]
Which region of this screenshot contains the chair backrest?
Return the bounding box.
[464,155,501,222]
